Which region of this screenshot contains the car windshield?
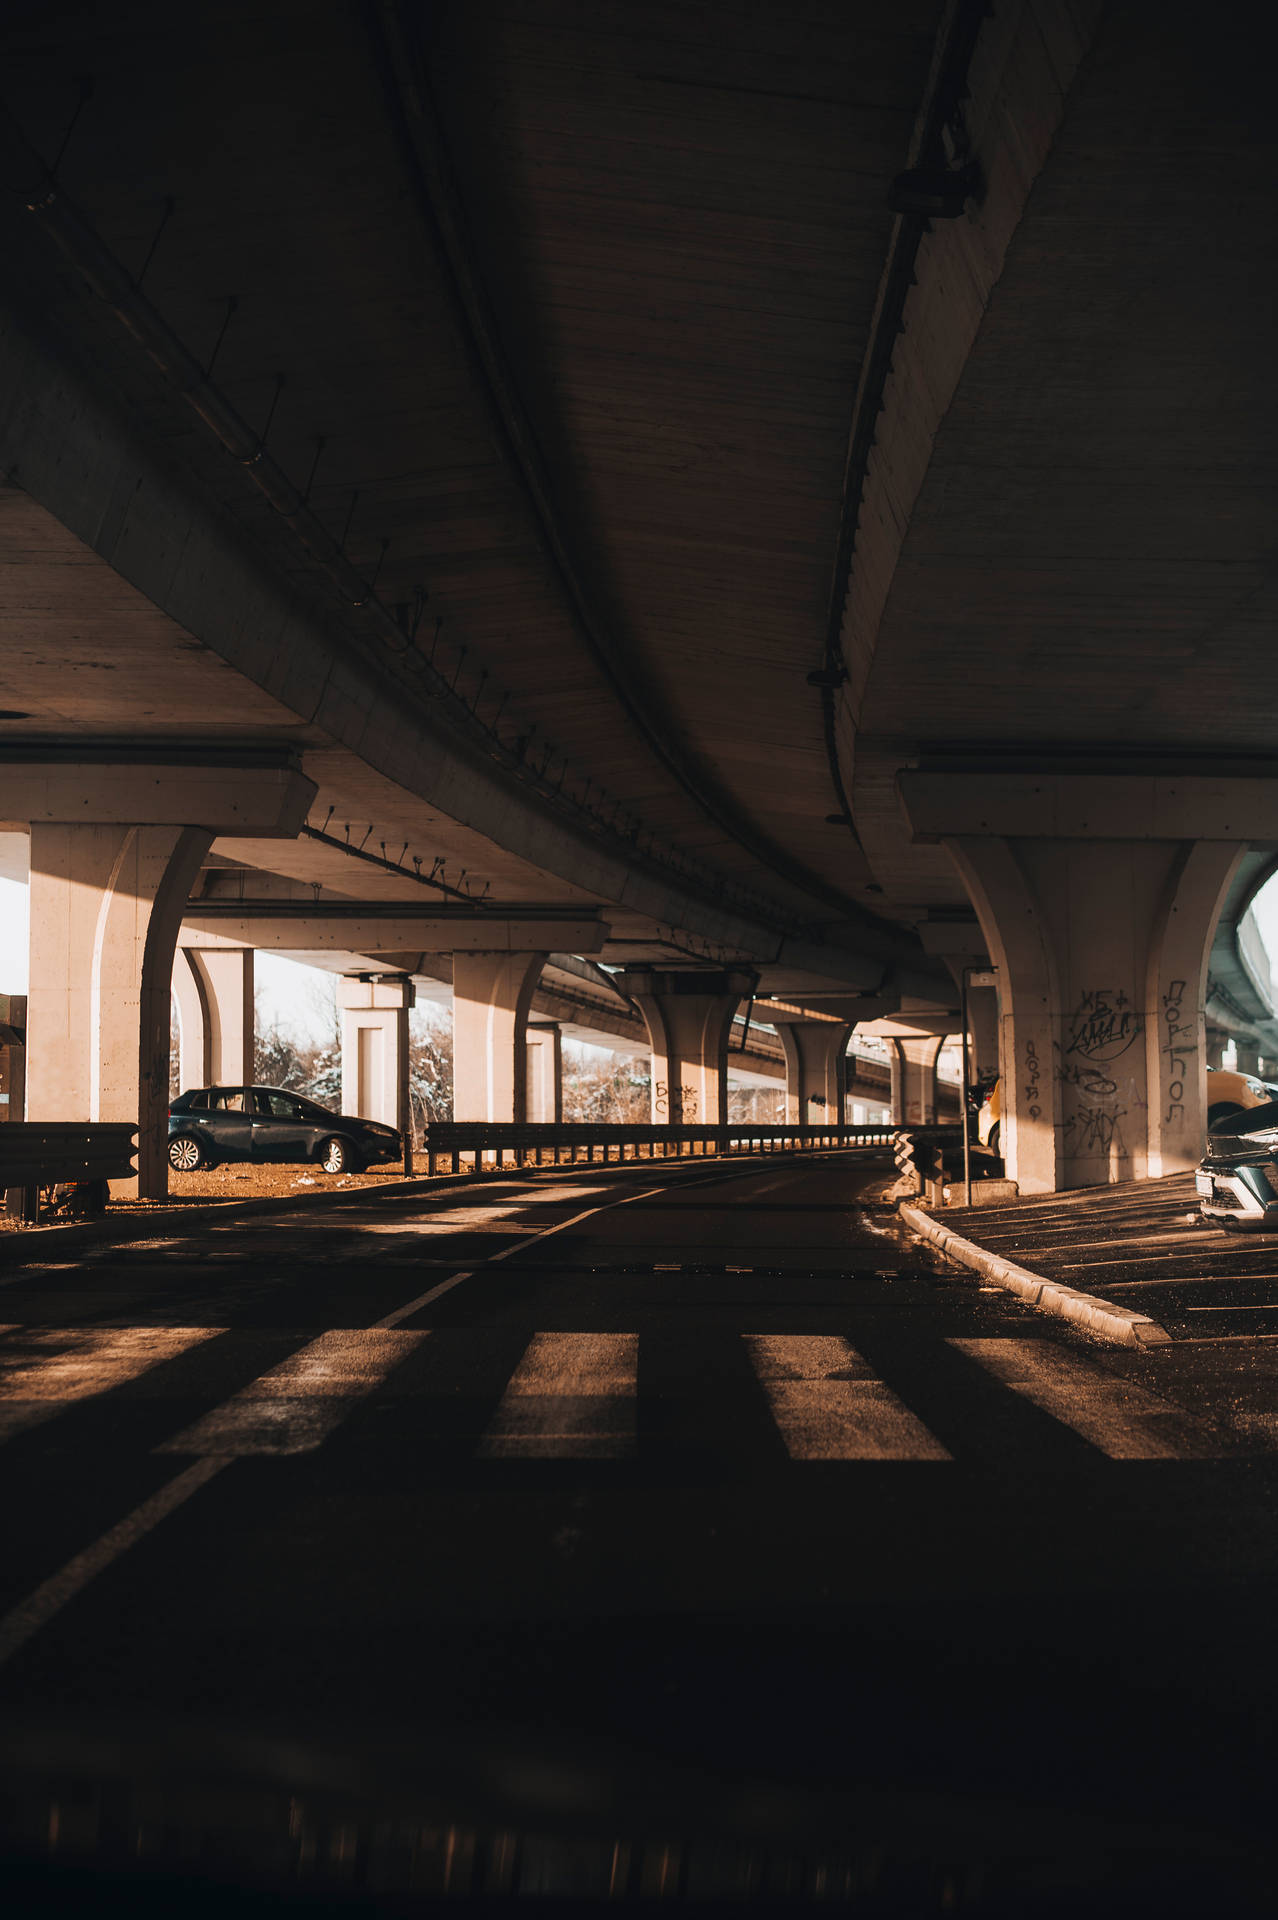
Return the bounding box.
[1212,1099,1278,1136]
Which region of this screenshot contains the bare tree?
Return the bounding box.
[409,1004,453,1139]
[726,1083,784,1123]
[562,1043,651,1122]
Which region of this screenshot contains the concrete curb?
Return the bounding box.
[899,1202,1173,1348]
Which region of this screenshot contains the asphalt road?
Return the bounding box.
[1,1152,1276,1913]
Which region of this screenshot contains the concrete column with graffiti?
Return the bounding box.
[897,770,1266,1194]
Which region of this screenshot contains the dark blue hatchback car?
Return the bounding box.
[168,1085,402,1176]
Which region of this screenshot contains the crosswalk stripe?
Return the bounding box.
[478,1332,638,1459]
[949,1338,1186,1458]
[0,1327,220,1443]
[156,1329,427,1456]
[745,1335,950,1461]
[0,1324,1212,1468]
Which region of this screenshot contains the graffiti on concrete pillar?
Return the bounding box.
[1064,987,1142,1063]
[1064,1103,1127,1154]
[1023,1038,1042,1121]
[655,1082,696,1121]
[1161,977,1195,1125]
[1058,1061,1118,1099]
[1055,998,1136,1161]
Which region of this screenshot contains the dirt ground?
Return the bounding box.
[0,1156,418,1230]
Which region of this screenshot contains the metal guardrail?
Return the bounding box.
[0,1122,139,1186]
[1,1123,138,1221]
[420,1120,897,1175]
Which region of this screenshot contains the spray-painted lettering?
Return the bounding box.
[1161,977,1195,1126]
[1024,1038,1042,1121]
[1065,988,1142,1063]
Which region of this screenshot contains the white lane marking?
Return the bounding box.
[0,1327,220,1443]
[479,1332,638,1459]
[372,1183,670,1329]
[157,1329,425,1456]
[0,1456,229,1668]
[375,1271,475,1328]
[950,1338,1191,1458]
[745,1335,950,1461]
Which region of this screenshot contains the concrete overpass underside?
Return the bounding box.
[0,0,1273,1190]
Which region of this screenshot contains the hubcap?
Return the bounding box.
[171,1139,200,1171]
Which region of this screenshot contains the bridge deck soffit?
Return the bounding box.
[0,23,897,941]
[851,7,1278,924]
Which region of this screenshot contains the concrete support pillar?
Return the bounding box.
[525,1022,563,1124]
[26,823,214,1198]
[1234,1043,1262,1076]
[452,951,546,1122]
[337,976,414,1142]
[619,969,756,1124]
[172,946,255,1092]
[948,836,1243,1194]
[890,1035,944,1126]
[172,948,210,1093]
[774,1019,854,1125]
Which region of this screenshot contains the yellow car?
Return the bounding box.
[1206,1069,1274,1132]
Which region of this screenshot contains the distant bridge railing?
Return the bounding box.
[420,1120,897,1176]
[1,1122,138,1222]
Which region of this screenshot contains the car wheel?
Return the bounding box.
[168,1135,209,1173]
[319,1136,357,1175]
[1207,1103,1243,1130]
[987,1122,1000,1156]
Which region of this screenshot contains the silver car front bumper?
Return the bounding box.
[1197,1160,1278,1226]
